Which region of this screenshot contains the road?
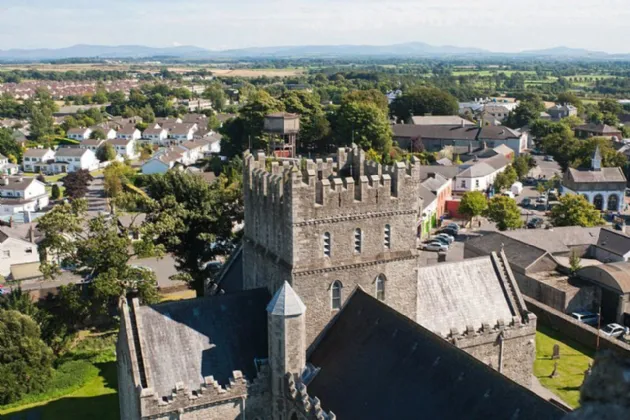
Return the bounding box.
[86,175,108,216]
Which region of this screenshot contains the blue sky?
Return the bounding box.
[1,0,629,52]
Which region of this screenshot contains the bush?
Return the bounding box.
[51,183,61,200]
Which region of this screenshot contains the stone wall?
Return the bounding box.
[524,296,630,357]
[117,301,142,420]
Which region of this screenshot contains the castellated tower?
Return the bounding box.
[244,145,422,346]
[267,281,307,419]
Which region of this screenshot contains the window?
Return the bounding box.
[354,228,362,253]
[475,179,480,188]
[331,281,342,309]
[376,274,386,301]
[25,248,33,254]
[2,250,9,258]
[323,232,331,257]
[460,180,466,188]
[384,224,391,250]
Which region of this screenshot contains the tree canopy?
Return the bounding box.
[484,196,523,231]
[549,194,604,227]
[334,100,392,153]
[62,169,94,199]
[96,142,117,162]
[390,86,458,122]
[458,191,488,222]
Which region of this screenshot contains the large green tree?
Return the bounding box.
[29,106,55,142]
[96,142,117,162]
[202,83,227,112]
[281,90,331,153]
[0,309,54,404]
[390,86,458,122]
[341,89,389,114]
[335,101,392,153]
[493,165,518,191]
[484,196,523,231]
[550,195,604,227]
[458,191,488,223]
[0,128,24,163]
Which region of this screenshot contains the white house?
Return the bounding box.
[67,127,93,141]
[0,229,39,277]
[180,139,211,164]
[0,177,49,216]
[454,154,510,193]
[107,138,139,160]
[116,125,142,141]
[142,126,169,145]
[51,148,99,173]
[168,123,197,144]
[141,148,186,175]
[0,154,19,176]
[89,126,117,140]
[562,146,627,212]
[79,139,106,152]
[22,148,56,173]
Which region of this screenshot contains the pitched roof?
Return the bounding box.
[596,228,630,257]
[466,233,548,272]
[457,162,496,178]
[67,127,90,135]
[418,184,437,206]
[0,176,37,192]
[478,125,520,140]
[418,165,460,181]
[266,281,306,316]
[576,123,620,134]
[567,167,626,183]
[143,126,167,135]
[410,116,474,126]
[504,227,601,254]
[393,124,479,140]
[308,289,565,420]
[107,138,133,146]
[23,148,53,158]
[169,123,195,135]
[55,147,90,157]
[130,288,270,397]
[117,125,139,135]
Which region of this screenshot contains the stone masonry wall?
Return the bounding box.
[117,303,142,420]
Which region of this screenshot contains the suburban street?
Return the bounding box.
[86,175,108,215]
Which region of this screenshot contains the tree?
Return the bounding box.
[569,250,582,277]
[62,169,93,199]
[493,165,518,191]
[37,200,166,311]
[504,99,544,129]
[29,106,55,142]
[89,128,106,140]
[334,101,392,153]
[96,142,117,162]
[341,89,389,114]
[202,84,227,112]
[134,168,243,296]
[598,98,623,116]
[0,309,53,404]
[103,161,136,198]
[51,183,61,200]
[459,191,488,224]
[484,196,523,231]
[0,128,23,163]
[281,90,331,153]
[549,195,604,227]
[390,86,458,122]
[557,91,584,113]
[512,155,535,180]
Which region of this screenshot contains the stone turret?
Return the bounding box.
[267,281,307,419]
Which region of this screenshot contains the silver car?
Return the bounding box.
[600,323,628,338]
[420,242,449,252]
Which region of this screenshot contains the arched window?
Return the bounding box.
[354,228,362,253]
[608,194,619,211]
[384,224,391,250]
[376,274,386,301]
[594,194,604,211]
[331,281,342,309]
[323,232,331,257]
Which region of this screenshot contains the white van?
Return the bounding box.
[511,182,523,196]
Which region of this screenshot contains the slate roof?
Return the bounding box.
[466,233,548,272]
[478,126,520,140]
[308,289,566,420]
[421,173,448,192]
[418,184,437,206]
[55,148,90,157]
[579,262,630,294]
[416,256,516,335]
[266,281,306,316]
[457,162,496,178]
[504,227,601,254]
[576,123,620,134]
[410,116,474,126]
[418,165,460,181]
[0,176,37,192]
[133,288,270,397]
[393,124,479,140]
[23,148,53,158]
[67,127,90,135]
[117,125,139,135]
[567,167,626,183]
[596,228,630,257]
[143,126,166,136]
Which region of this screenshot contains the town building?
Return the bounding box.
[0,154,19,176]
[547,104,578,121]
[408,115,474,126]
[0,227,39,277]
[575,123,623,139]
[79,139,106,153]
[453,153,511,193]
[141,126,168,145]
[107,138,139,160]
[562,146,626,211]
[51,148,99,173]
[0,177,49,216]
[117,125,142,141]
[168,123,197,144]
[67,127,93,141]
[22,148,56,173]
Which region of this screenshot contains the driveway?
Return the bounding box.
[86,175,108,215]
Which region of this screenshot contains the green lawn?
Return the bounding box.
[0,331,119,420]
[534,325,594,408]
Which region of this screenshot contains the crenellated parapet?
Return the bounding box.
[139,368,270,418]
[446,314,537,347]
[285,373,336,420]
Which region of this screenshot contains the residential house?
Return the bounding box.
[110,116,143,127]
[107,138,139,160]
[417,173,452,239]
[483,102,518,121]
[22,148,55,173]
[51,148,99,173]
[409,115,474,126]
[547,104,578,120]
[67,127,93,141]
[0,154,19,175]
[455,154,511,193]
[0,229,39,277]
[168,123,197,144]
[155,117,182,125]
[179,139,211,164]
[0,177,49,216]
[89,125,117,140]
[141,147,190,175]
[142,126,168,145]
[79,139,106,153]
[575,123,622,139]
[562,146,626,211]
[116,125,142,141]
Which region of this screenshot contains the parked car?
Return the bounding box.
[435,233,455,244]
[419,242,449,252]
[439,228,458,237]
[527,217,544,229]
[521,197,532,207]
[544,155,555,162]
[571,311,599,326]
[600,323,629,338]
[444,222,460,231]
[0,285,9,295]
[502,191,515,199]
[431,236,451,245]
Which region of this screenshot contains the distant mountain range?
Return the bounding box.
[0,43,628,61]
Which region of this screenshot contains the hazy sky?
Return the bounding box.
[1,0,629,52]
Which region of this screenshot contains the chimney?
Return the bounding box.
[461,119,465,128]
[9,216,13,228]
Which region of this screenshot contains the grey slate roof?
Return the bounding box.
[418,184,437,206]
[466,233,548,272]
[505,227,601,254]
[418,165,460,181]
[23,148,53,158]
[596,228,630,257]
[266,281,306,316]
[457,162,495,178]
[416,256,515,335]
[135,288,270,397]
[567,167,626,183]
[308,289,566,420]
[576,123,620,134]
[55,148,90,157]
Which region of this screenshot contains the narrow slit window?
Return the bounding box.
[332,281,342,309]
[384,224,391,250]
[354,228,362,253]
[376,274,386,301]
[323,232,331,257]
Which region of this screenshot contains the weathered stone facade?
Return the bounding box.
[243,146,422,345]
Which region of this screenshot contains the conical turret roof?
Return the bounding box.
[266,281,306,316]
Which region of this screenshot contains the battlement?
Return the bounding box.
[244,145,421,214]
[286,373,336,420]
[446,313,537,344]
[140,368,269,417]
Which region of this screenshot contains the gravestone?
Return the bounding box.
[552,344,560,360]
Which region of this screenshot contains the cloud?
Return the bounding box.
[0,0,629,53]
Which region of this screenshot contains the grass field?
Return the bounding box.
[452,70,538,77]
[0,331,119,420]
[533,325,594,408]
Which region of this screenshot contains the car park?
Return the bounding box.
[435,233,455,244]
[443,222,459,231]
[420,242,449,252]
[439,228,458,237]
[600,323,628,338]
[527,217,544,229]
[571,311,599,326]
[544,155,555,162]
[431,236,451,245]
[521,197,532,207]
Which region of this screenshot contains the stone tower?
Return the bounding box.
[243,145,422,347]
[267,281,306,419]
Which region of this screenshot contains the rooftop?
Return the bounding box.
[566,167,626,184]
